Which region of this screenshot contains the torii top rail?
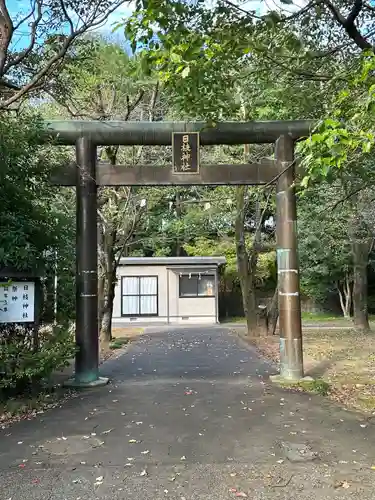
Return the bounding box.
[43,120,315,145]
[42,119,314,388]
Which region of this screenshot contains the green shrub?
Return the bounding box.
[0,323,76,399]
[109,338,129,350]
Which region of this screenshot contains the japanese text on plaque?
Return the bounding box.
[172,132,199,173]
[0,281,35,323]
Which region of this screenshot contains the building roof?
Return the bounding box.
[118,256,226,266]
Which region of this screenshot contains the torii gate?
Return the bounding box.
[44,119,314,386]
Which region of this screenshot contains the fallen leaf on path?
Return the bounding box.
[334,480,350,489]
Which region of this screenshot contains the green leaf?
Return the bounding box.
[111,22,124,33]
[170,52,182,63]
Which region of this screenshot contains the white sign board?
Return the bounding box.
[0,281,35,323]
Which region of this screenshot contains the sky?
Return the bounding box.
[6,0,305,51]
[6,0,135,50]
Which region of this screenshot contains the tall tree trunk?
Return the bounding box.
[100,267,117,344]
[99,229,116,344]
[267,285,279,335]
[352,240,370,331]
[98,274,106,326]
[176,191,182,256]
[97,221,106,328]
[235,185,258,335]
[337,274,352,318]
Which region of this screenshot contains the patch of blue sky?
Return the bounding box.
[6,1,134,50]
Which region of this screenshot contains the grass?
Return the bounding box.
[223,312,350,324]
[301,312,347,322]
[109,337,130,350]
[243,328,375,413]
[277,378,331,396]
[111,326,144,339]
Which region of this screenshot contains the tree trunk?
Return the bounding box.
[99,228,116,344]
[235,185,258,335]
[267,285,279,335]
[99,268,116,344]
[98,274,106,326]
[352,240,370,332]
[337,274,352,319]
[97,221,106,328]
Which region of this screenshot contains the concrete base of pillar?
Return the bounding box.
[64,376,109,388]
[269,374,314,384]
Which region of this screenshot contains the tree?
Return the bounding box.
[0,110,76,396]
[0,111,70,273]
[0,0,129,109]
[298,184,354,317]
[48,37,162,343]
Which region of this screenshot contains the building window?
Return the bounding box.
[121,276,158,316]
[179,274,215,298]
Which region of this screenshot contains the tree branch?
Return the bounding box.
[0,1,128,109]
[221,0,263,20]
[0,0,14,75]
[324,0,374,50]
[3,0,43,74]
[124,89,145,120]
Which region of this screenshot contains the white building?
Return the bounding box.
[113,256,226,325]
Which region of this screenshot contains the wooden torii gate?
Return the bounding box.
[44,119,314,386]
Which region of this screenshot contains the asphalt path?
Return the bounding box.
[1,326,374,499]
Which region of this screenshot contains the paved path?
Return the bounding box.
[1,327,375,499]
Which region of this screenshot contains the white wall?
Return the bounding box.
[113,265,218,324]
[113,265,167,323]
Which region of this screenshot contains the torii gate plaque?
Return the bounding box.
[45,119,314,386]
